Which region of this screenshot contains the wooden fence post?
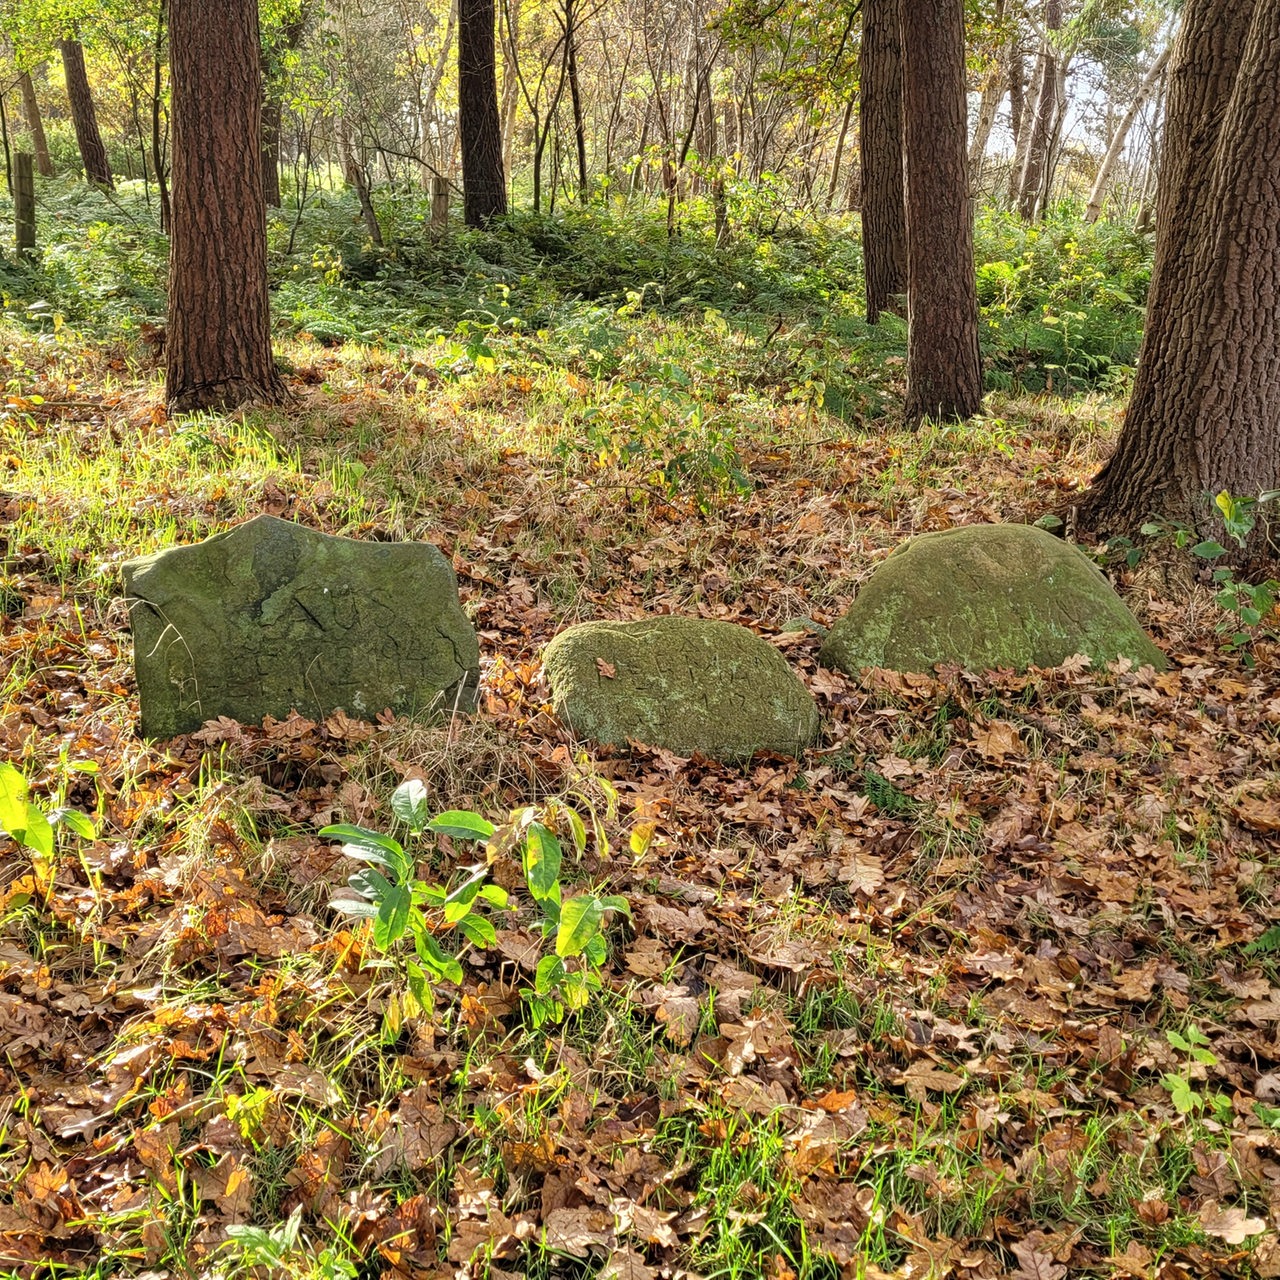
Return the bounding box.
[15,153,36,257]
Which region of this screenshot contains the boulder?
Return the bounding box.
[820,523,1165,675]
[543,617,819,760]
[123,515,478,738]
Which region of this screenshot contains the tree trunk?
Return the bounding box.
[152,0,171,233]
[826,93,855,209]
[901,0,983,425]
[1076,0,1280,562]
[59,38,114,188]
[860,0,907,324]
[167,0,288,413]
[564,0,588,199]
[18,73,53,177]
[1016,0,1062,220]
[459,0,508,225]
[1084,46,1171,223]
[967,52,1006,186]
[261,95,282,206]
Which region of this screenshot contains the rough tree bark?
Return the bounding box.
[167,0,288,413]
[859,0,907,324]
[59,38,113,188]
[901,0,983,425]
[1084,46,1171,223]
[18,73,54,177]
[459,0,508,225]
[1076,0,1280,565]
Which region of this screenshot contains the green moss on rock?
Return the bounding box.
[123,515,478,738]
[820,523,1166,676]
[543,617,819,760]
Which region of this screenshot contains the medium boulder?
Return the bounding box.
[820,523,1165,675]
[543,617,819,760]
[123,515,479,738]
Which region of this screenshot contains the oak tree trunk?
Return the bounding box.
[1077,0,1280,565]
[901,0,983,425]
[18,73,54,177]
[59,39,113,189]
[167,0,287,413]
[859,0,907,324]
[459,0,508,226]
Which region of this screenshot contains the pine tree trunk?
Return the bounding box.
[859,0,907,324]
[167,0,288,413]
[1077,0,1280,563]
[18,73,54,177]
[901,0,983,425]
[59,39,114,189]
[1084,46,1171,223]
[459,0,508,225]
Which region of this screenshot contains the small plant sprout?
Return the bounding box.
[321,781,630,1028]
[0,760,97,900]
[322,778,509,1018]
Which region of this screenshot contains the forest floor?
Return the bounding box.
[0,189,1278,1280]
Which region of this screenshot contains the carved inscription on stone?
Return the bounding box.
[123,515,479,738]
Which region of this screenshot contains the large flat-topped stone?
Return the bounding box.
[820,523,1166,675]
[543,617,820,760]
[123,515,478,738]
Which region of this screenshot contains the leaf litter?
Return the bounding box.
[0,347,1278,1278]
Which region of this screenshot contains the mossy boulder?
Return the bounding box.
[123,514,479,738]
[543,617,819,760]
[820,523,1165,676]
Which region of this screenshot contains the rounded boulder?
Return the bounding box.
[820,523,1166,676]
[543,617,820,760]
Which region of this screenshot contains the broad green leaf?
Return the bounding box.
[535,953,565,994]
[524,823,563,902]
[50,808,96,840]
[477,884,509,908]
[405,960,434,1015]
[457,914,496,948]
[556,895,605,958]
[1163,1073,1196,1114]
[20,805,54,858]
[585,932,607,966]
[563,806,588,856]
[1139,522,1163,537]
[426,810,495,841]
[414,929,463,984]
[320,824,408,877]
[600,894,632,918]
[391,779,430,831]
[1191,540,1228,559]
[373,884,412,948]
[329,895,378,919]
[0,762,30,836]
[349,866,396,903]
[443,864,489,908]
